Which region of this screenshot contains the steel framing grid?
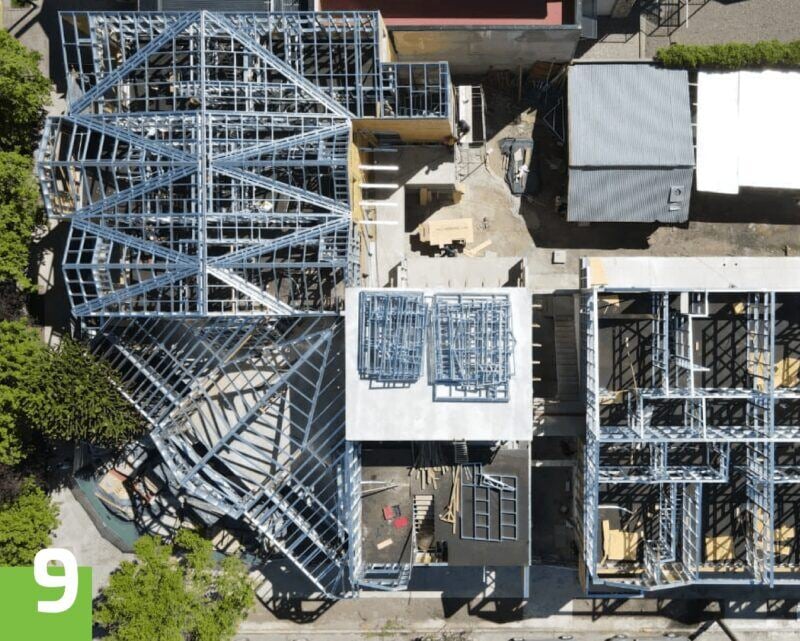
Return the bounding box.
[429,293,514,402]
[459,464,518,542]
[579,259,800,594]
[36,11,453,598]
[37,10,451,318]
[357,291,427,384]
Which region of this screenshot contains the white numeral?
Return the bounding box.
[34,548,78,614]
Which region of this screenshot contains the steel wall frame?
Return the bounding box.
[430,293,514,403]
[580,257,800,593]
[357,291,427,384]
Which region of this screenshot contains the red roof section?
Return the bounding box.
[319,0,569,26]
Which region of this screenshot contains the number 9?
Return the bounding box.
[33,548,78,614]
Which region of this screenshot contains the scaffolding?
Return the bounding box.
[580,258,800,594]
[37,10,453,598]
[430,294,514,402]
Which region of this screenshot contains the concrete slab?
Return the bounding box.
[585,257,800,292]
[345,287,532,441]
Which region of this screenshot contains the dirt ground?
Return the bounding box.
[448,69,800,291]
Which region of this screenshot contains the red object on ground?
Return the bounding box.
[383,505,400,520]
[392,516,409,529]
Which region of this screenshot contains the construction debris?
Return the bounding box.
[439,465,462,535]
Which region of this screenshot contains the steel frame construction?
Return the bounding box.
[430,294,514,402]
[580,260,800,594]
[37,10,453,598]
[37,10,450,318]
[357,291,427,384]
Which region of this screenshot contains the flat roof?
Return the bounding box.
[320,0,569,26]
[696,70,800,194]
[345,287,532,441]
[584,257,800,292]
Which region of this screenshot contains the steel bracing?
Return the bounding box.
[37,10,453,597]
[580,259,800,594]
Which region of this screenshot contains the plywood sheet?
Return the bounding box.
[776,357,800,388]
[602,519,641,561]
[353,117,454,144]
[705,534,734,561]
[418,217,474,247]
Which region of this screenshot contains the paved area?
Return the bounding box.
[575,15,645,60]
[646,0,800,58]
[235,561,800,640]
[50,487,133,597]
[3,0,136,85]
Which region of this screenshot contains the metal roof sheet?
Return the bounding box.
[567,167,692,223]
[568,64,694,168]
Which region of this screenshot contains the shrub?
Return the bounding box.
[656,40,800,70]
[0,477,59,566]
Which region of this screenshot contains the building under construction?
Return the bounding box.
[37,10,531,598]
[579,257,800,595]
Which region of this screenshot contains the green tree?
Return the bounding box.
[26,337,145,447]
[0,320,47,465]
[0,477,59,565]
[0,150,43,292]
[95,531,254,641]
[0,29,51,154]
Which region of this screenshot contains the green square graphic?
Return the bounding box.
[0,566,92,641]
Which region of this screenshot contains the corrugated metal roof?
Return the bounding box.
[568,64,694,168]
[567,167,692,223]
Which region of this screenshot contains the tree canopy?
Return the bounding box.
[0,320,47,465]
[95,531,254,641]
[26,337,145,446]
[0,321,144,464]
[0,150,42,292]
[0,477,59,566]
[0,29,50,154]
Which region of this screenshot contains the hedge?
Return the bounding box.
[656,40,800,70]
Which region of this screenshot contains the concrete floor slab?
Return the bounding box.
[345,287,532,441]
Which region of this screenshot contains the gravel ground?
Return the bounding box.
[646,0,800,57]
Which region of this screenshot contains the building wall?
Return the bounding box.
[390,27,581,73]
